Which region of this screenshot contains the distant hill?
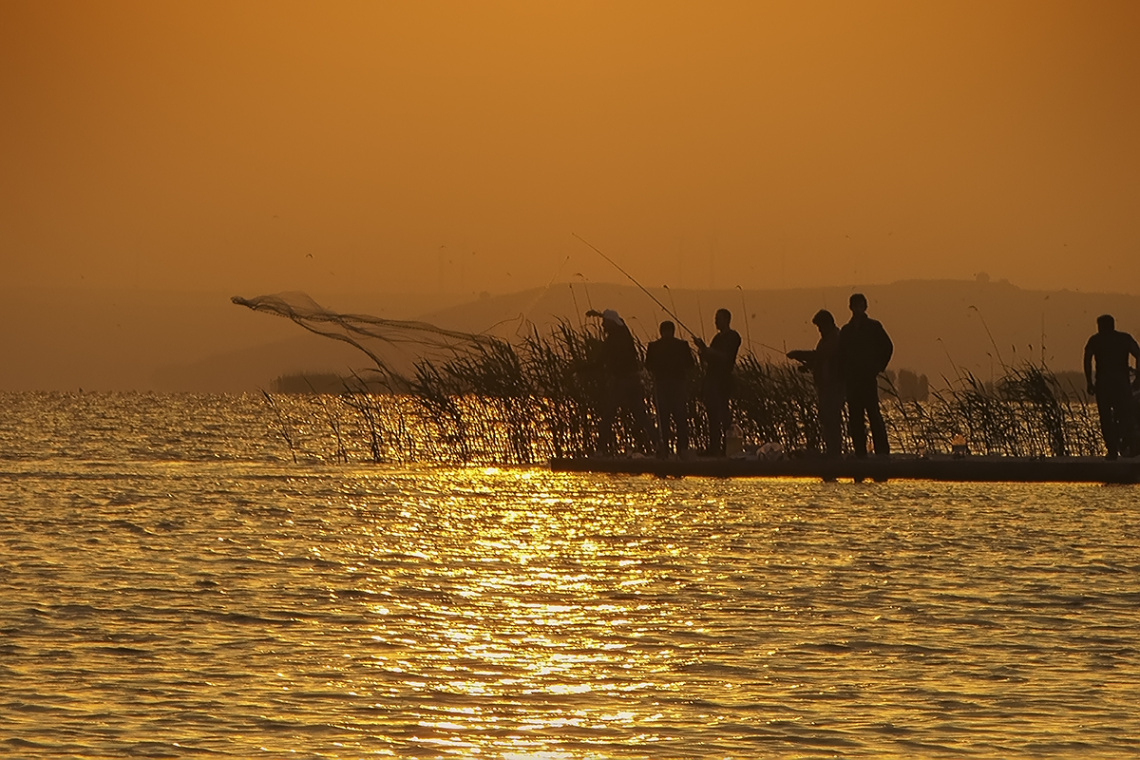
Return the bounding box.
[5,280,1134,391]
[419,278,1140,384]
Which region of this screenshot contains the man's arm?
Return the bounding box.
[697,335,732,363]
[683,343,696,371]
[786,349,815,363]
[786,349,815,373]
[878,324,894,373]
[1084,340,1095,394]
[1130,336,1140,387]
[643,342,658,375]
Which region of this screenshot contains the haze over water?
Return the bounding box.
[2,392,1138,758]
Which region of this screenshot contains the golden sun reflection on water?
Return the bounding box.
[281,467,1139,758]
[5,440,1140,758]
[343,469,702,754]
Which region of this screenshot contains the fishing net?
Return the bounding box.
[232,292,497,386]
[232,291,616,463]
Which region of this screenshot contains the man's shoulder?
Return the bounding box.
[1093,330,1137,345]
[612,325,634,343]
[719,330,742,353]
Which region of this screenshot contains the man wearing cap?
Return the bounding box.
[586,309,655,455]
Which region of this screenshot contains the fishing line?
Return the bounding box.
[572,233,698,339]
[515,254,571,337]
[568,282,583,329]
[572,233,786,356]
[736,284,753,354]
[664,284,680,324]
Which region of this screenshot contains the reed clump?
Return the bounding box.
[731,355,820,451]
[880,362,1102,458]
[258,324,1107,463]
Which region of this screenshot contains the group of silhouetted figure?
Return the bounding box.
[588,295,1140,461]
[585,304,739,458]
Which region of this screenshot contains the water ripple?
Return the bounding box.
[1,395,1139,757]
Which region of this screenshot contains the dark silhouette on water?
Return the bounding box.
[1083,314,1140,459]
[586,308,655,455]
[838,293,893,457]
[788,309,844,458]
[645,320,695,457]
[694,308,742,456]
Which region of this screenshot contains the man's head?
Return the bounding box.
[1097,314,1115,333]
[849,293,868,315]
[715,308,732,331]
[659,320,675,338]
[600,309,625,333]
[812,309,836,333]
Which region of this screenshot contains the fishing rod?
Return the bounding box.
[572,233,787,356]
[572,233,699,339]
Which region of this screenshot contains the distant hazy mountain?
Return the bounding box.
[142,279,1140,392]
[419,278,1140,385]
[4,280,1135,391]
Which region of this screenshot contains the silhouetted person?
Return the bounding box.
[787,309,843,458]
[694,308,741,456]
[645,320,695,457]
[586,308,655,455]
[838,293,892,457]
[1083,314,1140,460]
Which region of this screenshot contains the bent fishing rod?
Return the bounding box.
[571,233,786,355]
[571,233,700,340]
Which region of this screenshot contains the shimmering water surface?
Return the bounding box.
[2,393,1139,758]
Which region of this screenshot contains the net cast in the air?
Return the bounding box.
[231,292,498,388]
[232,291,616,463]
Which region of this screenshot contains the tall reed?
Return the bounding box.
[730,355,819,450]
[258,324,1109,464]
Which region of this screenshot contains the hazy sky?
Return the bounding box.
[4,0,1139,299]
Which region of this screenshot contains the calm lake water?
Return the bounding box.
[2,392,1139,759]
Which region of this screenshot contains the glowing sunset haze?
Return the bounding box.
[2,1,1139,388]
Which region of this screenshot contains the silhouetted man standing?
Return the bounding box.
[1084,314,1140,459]
[838,293,892,457]
[587,308,655,455]
[788,309,843,458]
[645,320,695,457]
[694,308,741,456]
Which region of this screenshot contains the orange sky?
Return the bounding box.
[3,0,1139,298]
